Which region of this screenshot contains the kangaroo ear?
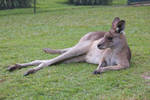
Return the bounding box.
[112,17,120,29]
[116,20,125,34]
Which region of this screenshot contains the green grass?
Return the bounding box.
[0,0,150,100]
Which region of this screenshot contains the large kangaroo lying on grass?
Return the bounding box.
[8,17,131,76]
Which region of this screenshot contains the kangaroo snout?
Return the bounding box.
[97,43,105,49]
[97,38,105,49]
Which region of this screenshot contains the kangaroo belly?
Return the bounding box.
[86,39,105,64]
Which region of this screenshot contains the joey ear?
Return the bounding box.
[116,20,125,34]
[112,17,120,29]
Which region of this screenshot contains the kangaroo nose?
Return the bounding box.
[97,44,102,48]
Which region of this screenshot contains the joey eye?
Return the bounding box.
[107,37,113,41]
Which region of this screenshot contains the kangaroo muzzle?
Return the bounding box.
[97,43,106,49]
[97,38,106,49]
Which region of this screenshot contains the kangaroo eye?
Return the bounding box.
[107,37,113,41]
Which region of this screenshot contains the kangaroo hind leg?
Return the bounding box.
[24,41,92,76]
[8,60,46,72]
[43,47,72,54]
[62,55,86,64]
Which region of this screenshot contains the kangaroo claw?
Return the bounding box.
[7,64,21,72]
[93,70,102,75]
[24,69,36,76]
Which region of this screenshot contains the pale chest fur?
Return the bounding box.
[85,39,118,65]
[86,39,105,64]
[105,51,118,66]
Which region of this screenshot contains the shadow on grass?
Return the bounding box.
[0,1,127,17]
[0,6,93,17]
[55,1,71,5]
[56,1,127,6]
[0,7,35,16]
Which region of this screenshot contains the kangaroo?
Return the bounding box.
[8,17,131,76]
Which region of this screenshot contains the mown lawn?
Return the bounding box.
[0,0,150,100]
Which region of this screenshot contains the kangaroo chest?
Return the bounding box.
[86,40,105,64]
[85,40,118,66]
[105,53,118,66]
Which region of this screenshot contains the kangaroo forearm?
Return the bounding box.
[101,65,129,72]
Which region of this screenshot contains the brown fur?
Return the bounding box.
[8,17,131,76]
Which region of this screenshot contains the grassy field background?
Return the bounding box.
[0,0,150,100]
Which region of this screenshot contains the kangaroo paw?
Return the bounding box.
[24,69,36,76]
[43,48,60,54]
[43,48,54,54]
[93,70,102,75]
[7,64,21,72]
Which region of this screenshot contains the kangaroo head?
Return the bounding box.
[97,17,126,50]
